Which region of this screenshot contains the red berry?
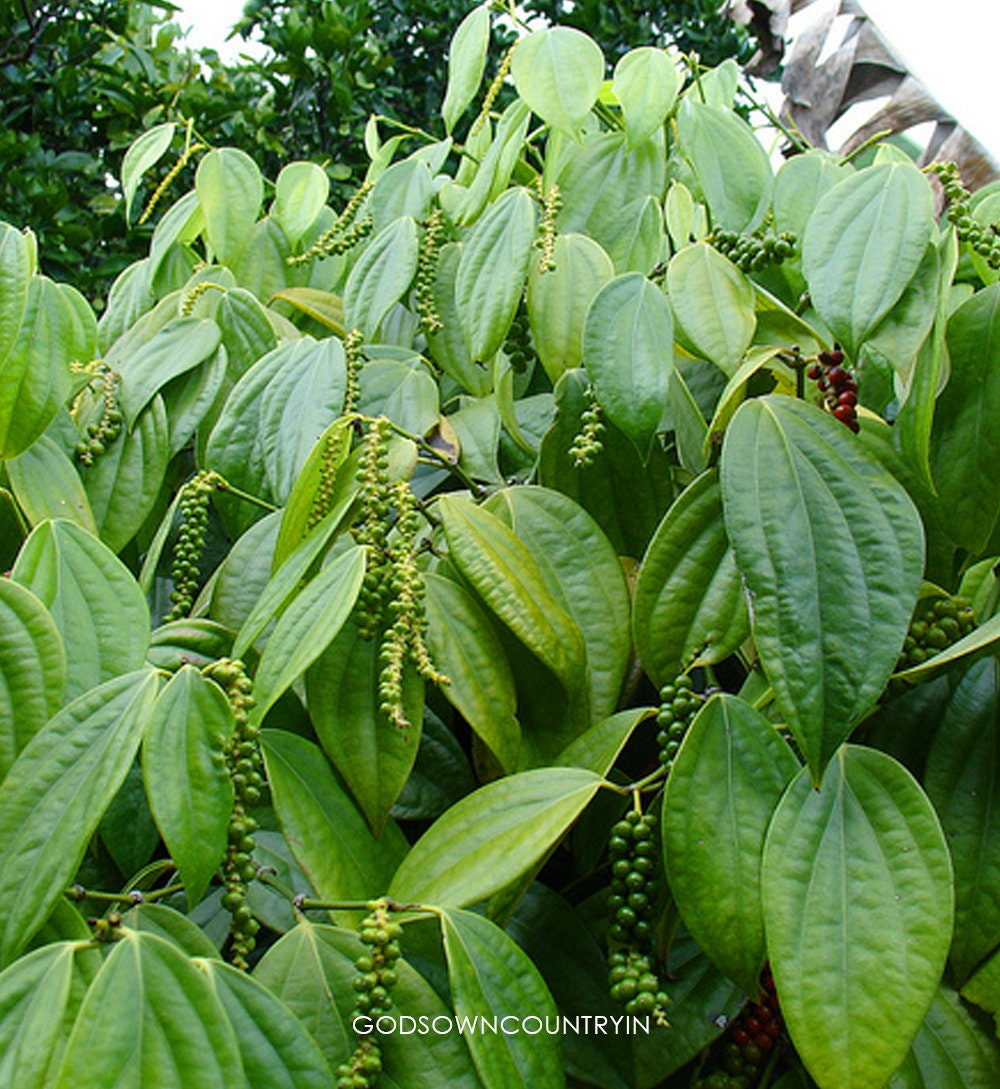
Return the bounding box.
[732,1028,750,1047]
[838,390,857,407]
[765,1019,781,1038]
[828,367,849,387]
[829,349,844,364]
[744,1017,762,1036]
[817,377,829,391]
[847,419,860,434]
[833,404,855,424]
[806,364,821,380]
[754,1033,774,1052]
[755,1005,772,1023]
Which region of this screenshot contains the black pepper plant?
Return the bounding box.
[0,7,999,1089]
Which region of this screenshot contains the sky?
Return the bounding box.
[175,0,1000,161]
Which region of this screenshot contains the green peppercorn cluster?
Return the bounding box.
[166,471,220,622]
[709,228,796,273]
[337,900,403,1089]
[207,657,265,971]
[344,328,364,416]
[180,280,225,318]
[657,673,704,775]
[288,180,374,265]
[535,182,562,274]
[502,298,538,375]
[138,139,205,226]
[353,417,394,640]
[416,209,445,334]
[607,810,669,1022]
[927,161,1000,268]
[898,594,976,670]
[307,426,351,532]
[697,966,783,1088]
[568,390,605,468]
[470,42,515,137]
[75,366,123,467]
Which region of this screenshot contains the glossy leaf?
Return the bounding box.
[582,272,673,455]
[6,434,97,534]
[893,612,1000,687]
[122,122,175,223]
[141,666,235,908]
[426,243,491,395]
[634,468,749,685]
[196,147,264,265]
[613,47,680,150]
[12,518,151,699]
[663,694,799,992]
[762,746,954,1089]
[274,161,329,245]
[441,908,564,1089]
[0,670,159,965]
[389,766,604,906]
[442,4,491,134]
[0,223,33,368]
[261,730,408,901]
[721,397,924,781]
[555,707,655,777]
[342,216,420,338]
[510,27,604,138]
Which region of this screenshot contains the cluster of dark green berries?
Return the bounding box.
[75,367,123,466]
[344,328,364,416]
[927,161,1000,269]
[700,966,783,1087]
[607,811,669,1021]
[415,209,445,334]
[353,417,395,640]
[503,298,538,375]
[207,658,265,971]
[898,594,976,670]
[307,424,352,532]
[568,389,605,468]
[709,229,796,273]
[806,347,859,433]
[657,673,704,774]
[337,900,403,1089]
[289,180,374,265]
[166,471,219,622]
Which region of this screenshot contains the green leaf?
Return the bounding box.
[437,493,586,701]
[269,287,344,335]
[456,187,536,362]
[274,161,329,245]
[442,4,491,134]
[123,902,221,959]
[923,659,1000,984]
[633,468,749,686]
[962,949,1000,1033]
[0,223,33,369]
[667,243,755,376]
[197,957,334,1089]
[894,612,1000,687]
[12,518,151,699]
[357,352,439,436]
[773,149,852,243]
[762,746,954,1089]
[582,272,673,455]
[802,162,935,357]
[487,485,631,723]
[424,572,520,771]
[343,216,420,338]
[612,47,680,150]
[668,368,708,474]
[441,908,564,1089]
[0,670,159,966]
[555,707,655,776]
[426,243,491,395]
[704,345,786,451]
[53,930,242,1089]
[663,694,799,992]
[122,122,176,224]
[677,99,772,233]
[0,579,65,781]
[388,766,604,906]
[261,730,408,901]
[511,27,604,138]
[195,147,264,265]
[6,433,96,535]
[306,617,424,833]
[527,233,614,383]
[454,99,532,226]
[252,545,365,724]
[216,287,278,381]
[141,666,235,909]
[721,397,924,781]
[888,986,1000,1089]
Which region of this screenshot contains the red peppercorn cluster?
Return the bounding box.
[696,967,783,1088]
[805,348,859,433]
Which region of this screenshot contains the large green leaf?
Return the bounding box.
[721,397,924,781]
[510,27,604,138]
[663,694,799,992]
[923,659,1000,984]
[802,162,935,356]
[667,243,755,376]
[197,957,334,1089]
[613,46,680,150]
[762,746,954,1089]
[888,986,1000,1089]
[216,287,277,381]
[426,243,491,395]
[633,468,749,686]
[442,3,491,134]
[486,485,631,723]
[441,908,564,1089]
[424,572,520,771]
[343,216,420,339]
[6,434,97,535]
[52,930,242,1089]
[0,669,159,965]
[121,122,176,223]
[677,99,772,233]
[274,161,329,246]
[582,272,673,455]
[0,223,33,368]
[456,187,536,363]
[12,518,151,699]
[141,666,235,909]
[261,730,408,902]
[251,545,365,724]
[0,579,65,780]
[388,767,604,906]
[195,147,264,265]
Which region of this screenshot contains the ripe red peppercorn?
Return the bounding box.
[833,404,855,424]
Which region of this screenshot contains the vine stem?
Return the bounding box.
[256,872,439,919]
[66,883,184,905]
[608,766,666,797]
[214,478,279,512]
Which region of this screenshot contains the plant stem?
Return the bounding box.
[66,883,184,905]
[214,478,279,512]
[383,419,487,498]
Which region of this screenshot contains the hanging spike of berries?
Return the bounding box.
[74,363,124,467]
[137,138,206,226]
[288,180,374,266]
[805,346,860,433]
[535,181,562,274]
[166,470,222,622]
[352,417,394,640]
[180,280,227,317]
[205,657,266,971]
[470,41,516,138]
[502,296,538,376]
[415,209,445,334]
[656,672,705,775]
[343,328,365,417]
[927,161,1000,269]
[568,387,605,468]
[696,965,784,1088]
